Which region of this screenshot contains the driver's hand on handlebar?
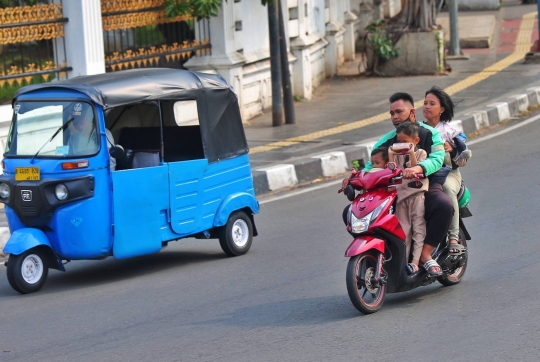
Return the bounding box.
[402,165,423,179]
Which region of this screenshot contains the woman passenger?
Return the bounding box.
[422,86,471,255]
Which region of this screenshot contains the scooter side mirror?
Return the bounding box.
[346,185,356,201]
[109,144,125,160]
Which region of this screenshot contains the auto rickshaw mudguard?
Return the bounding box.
[3,228,65,271]
[213,192,259,229]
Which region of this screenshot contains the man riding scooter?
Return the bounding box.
[346,92,454,275]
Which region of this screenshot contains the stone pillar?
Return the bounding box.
[325,20,345,77]
[289,0,320,100]
[290,39,313,100]
[184,1,246,112]
[62,0,105,77]
[343,11,358,61]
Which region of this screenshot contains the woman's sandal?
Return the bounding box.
[423,259,443,276]
[406,263,420,275]
[448,243,467,256]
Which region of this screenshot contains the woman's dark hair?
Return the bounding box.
[425,86,455,122]
[371,146,389,163]
[396,122,419,138]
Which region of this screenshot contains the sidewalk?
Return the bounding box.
[245,3,540,196]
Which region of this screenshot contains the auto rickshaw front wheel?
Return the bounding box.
[219,210,253,256]
[7,247,49,294]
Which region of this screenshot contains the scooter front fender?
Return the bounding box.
[345,235,385,257]
[3,228,65,271]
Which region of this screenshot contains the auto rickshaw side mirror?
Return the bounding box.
[109,144,125,160]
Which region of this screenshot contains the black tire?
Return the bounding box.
[438,228,468,286]
[346,252,386,314]
[6,247,49,294]
[218,211,253,256]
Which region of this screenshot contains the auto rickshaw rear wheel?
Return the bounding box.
[219,210,253,256]
[6,247,49,294]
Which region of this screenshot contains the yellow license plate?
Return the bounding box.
[15,167,40,181]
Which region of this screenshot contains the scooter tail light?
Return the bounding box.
[62,160,89,170]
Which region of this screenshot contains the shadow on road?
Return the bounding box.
[0,249,228,296]
[198,295,367,328]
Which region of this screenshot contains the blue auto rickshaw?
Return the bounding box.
[1,68,259,294]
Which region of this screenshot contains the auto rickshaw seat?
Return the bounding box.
[117,126,204,167]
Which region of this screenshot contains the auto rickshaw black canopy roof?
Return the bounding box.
[14,68,249,163]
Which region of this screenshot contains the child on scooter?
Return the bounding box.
[368,147,389,171]
[388,123,429,274]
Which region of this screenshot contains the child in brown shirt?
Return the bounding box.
[388,123,429,274]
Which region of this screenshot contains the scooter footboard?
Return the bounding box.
[345,236,385,257]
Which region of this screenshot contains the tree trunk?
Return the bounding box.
[394,0,439,32]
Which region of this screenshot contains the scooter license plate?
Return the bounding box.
[15,167,40,181]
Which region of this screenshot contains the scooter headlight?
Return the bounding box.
[349,198,391,235]
[55,184,68,201]
[0,183,10,199]
[350,211,372,234]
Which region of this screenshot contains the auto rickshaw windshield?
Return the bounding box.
[6,101,100,158]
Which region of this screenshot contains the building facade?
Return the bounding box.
[0,0,374,122]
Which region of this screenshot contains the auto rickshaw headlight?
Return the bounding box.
[0,183,9,199]
[55,184,68,200]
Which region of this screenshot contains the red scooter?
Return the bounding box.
[340,164,471,314]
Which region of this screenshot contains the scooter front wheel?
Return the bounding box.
[6,247,49,294]
[346,252,386,314]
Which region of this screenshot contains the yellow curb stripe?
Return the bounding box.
[249,12,537,155]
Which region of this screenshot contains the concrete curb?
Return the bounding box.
[252,85,540,197]
[0,226,10,259]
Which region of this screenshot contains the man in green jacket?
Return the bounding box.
[364,92,453,275]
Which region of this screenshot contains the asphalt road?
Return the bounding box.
[1,112,540,361]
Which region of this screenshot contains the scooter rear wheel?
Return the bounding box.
[438,228,468,286]
[346,252,386,314]
[6,247,49,294]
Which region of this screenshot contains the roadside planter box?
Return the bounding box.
[367,30,445,77]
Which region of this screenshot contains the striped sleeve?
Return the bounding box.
[418,123,444,176]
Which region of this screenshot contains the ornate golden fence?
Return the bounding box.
[0,1,70,89]
[101,0,211,72]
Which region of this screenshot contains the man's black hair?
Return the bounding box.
[371,146,389,163]
[395,122,420,138]
[389,92,414,107]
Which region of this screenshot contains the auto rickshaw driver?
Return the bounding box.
[68,103,116,170]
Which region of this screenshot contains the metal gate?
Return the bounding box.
[0,0,70,98]
[101,0,211,72]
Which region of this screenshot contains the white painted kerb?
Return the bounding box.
[311,151,348,177]
[486,102,511,122]
[256,164,298,191]
[509,94,529,112]
[0,227,10,257]
[466,110,490,131]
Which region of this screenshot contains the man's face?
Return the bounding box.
[73,107,92,132]
[389,100,415,127]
